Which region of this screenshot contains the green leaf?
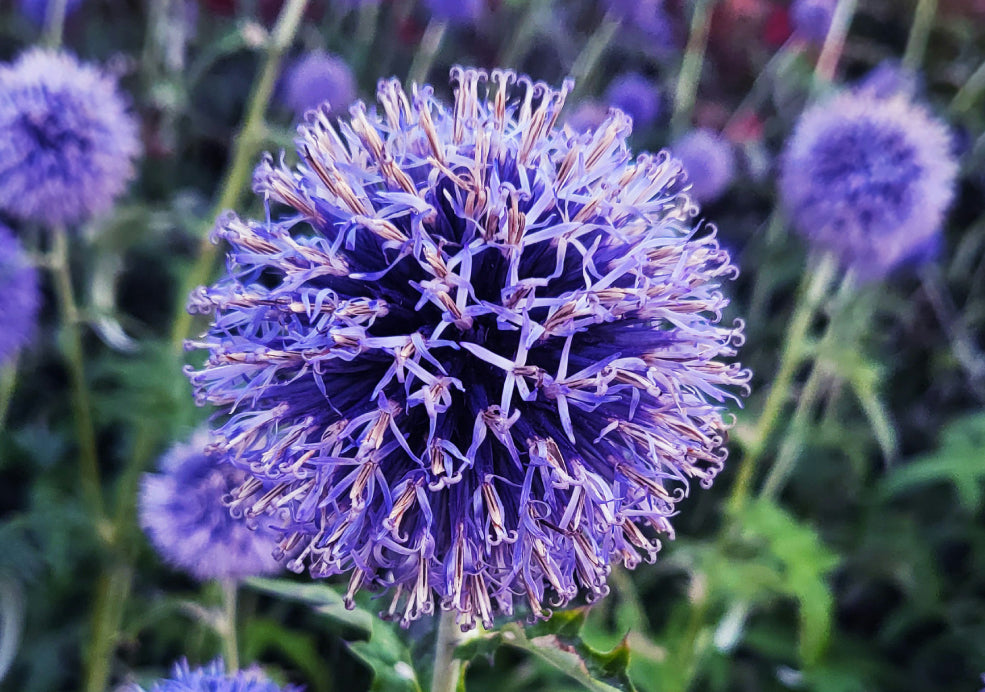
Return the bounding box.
[244,577,373,636]
[878,412,985,512]
[346,618,421,692]
[242,618,333,692]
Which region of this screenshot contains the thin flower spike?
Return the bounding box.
[187,67,749,630]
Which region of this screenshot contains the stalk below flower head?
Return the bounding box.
[125,658,302,692]
[0,225,40,367]
[780,90,957,279]
[187,67,749,630]
[0,49,140,227]
[139,430,284,581]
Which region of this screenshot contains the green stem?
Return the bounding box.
[728,254,837,513]
[497,0,546,69]
[352,0,381,81]
[903,0,937,70]
[50,226,105,522]
[431,609,463,692]
[41,0,68,48]
[84,563,133,692]
[169,0,310,352]
[407,19,448,86]
[567,12,620,100]
[950,59,985,114]
[671,0,716,138]
[220,580,240,672]
[813,0,857,88]
[0,358,18,431]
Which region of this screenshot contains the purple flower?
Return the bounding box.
[791,0,836,45]
[126,658,302,692]
[187,68,749,630]
[0,225,40,367]
[0,49,141,227]
[780,91,957,278]
[17,0,84,26]
[139,431,284,581]
[424,0,483,25]
[672,129,735,203]
[855,60,919,100]
[604,73,661,131]
[281,51,356,118]
[604,0,674,47]
[564,100,611,134]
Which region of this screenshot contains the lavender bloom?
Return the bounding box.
[139,431,284,581]
[424,0,483,25]
[856,61,919,100]
[281,51,356,119]
[672,129,735,203]
[604,73,661,131]
[0,49,140,227]
[187,68,749,630]
[564,100,610,134]
[780,91,957,278]
[0,225,40,367]
[18,0,84,26]
[791,0,836,45]
[604,0,674,46]
[127,658,301,692]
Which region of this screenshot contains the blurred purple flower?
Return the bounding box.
[780,91,957,278]
[672,129,736,203]
[0,49,140,227]
[281,51,356,118]
[139,430,284,581]
[604,73,661,131]
[126,658,301,692]
[18,0,83,25]
[856,60,919,100]
[791,0,836,44]
[604,0,674,47]
[424,0,483,25]
[564,99,610,133]
[187,67,748,630]
[0,225,40,367]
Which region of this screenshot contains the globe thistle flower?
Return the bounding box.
[790,0,835,45]
[604,0,674,46]
[18,0,84,26]
[126,658,301,692]
[281,51,356,119]
[0,225,40,367]
[424,0,483,25]
[672,129,735,204]
[564,100,610,134]
[855,60,919,100]
[0,49,141,227]
[187,68,748,630]
[139,431,284,581]
[780,91,957,278]
[604,73,661,131]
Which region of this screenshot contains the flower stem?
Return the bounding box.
[814,0,857,87]
[83,563,133,692]
[671,0,716,138]
[0,358,18,431]
[50,225,105,522]
[903,0,937,70]
[169,0,310,352]
[567,12,620,101]
[497,0,547,70]
[431,609,463,692]
[408,19,448,87]
[42,0,69,48]
[220,580,240,673]
[728,254,837,513]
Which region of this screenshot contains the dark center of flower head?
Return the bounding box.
[187,67,749,630]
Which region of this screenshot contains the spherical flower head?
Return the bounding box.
[0,49,141,227]
[0,225,40,367]
[780,91,957,278]
[604,0,674,45]
[791,0,835,45]
[187,67,749,630]
[424,0,482,25]
[127,658,302,692]
[672,129,735,204]
[281,51,356,119]
[139,431,284,581]
[855,60,919,100]
[604,73,661,131]
[564,100,610,134]
[18,0,84,26]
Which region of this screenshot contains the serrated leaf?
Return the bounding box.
[878,412,985,512]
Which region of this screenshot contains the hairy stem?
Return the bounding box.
[431,609,464,692]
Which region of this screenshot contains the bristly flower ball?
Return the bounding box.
[281,51,356,119]
[0,49,140,227]
[672,129,735,204]
[187,68,749,630]
[790,0,835,45]
[139,431,284,581]
[780,91,957,278]
[0,225,40,367]
[126,658,302,692]
[604,73,661,131]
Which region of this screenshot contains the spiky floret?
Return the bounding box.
[187,67,748,630]
[127,658,301,692]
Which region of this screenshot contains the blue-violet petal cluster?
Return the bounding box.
[127,658,301,692]
[187,68,749,629]
[139,430,284,581]
[672,129,735,204]
[604,73,661,131]
[780,90,957,278]
[0,225,40,367]
[0,49,141,227]
[282,51,356,118]
[790,0,836,45]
